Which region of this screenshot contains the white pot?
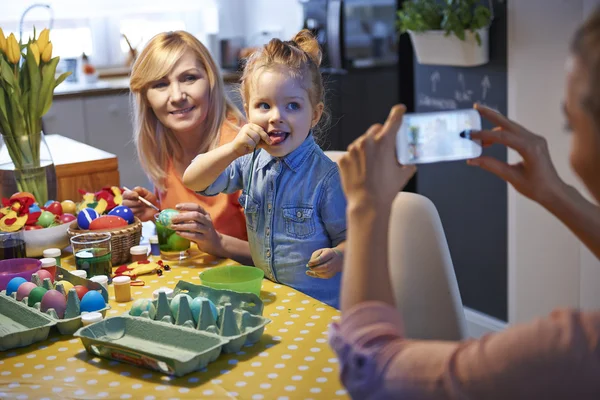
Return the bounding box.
[408,27,489,67]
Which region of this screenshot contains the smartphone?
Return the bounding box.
[396,109,482,165]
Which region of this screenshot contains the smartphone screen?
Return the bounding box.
[396,109,482,165]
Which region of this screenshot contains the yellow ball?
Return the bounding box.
[55,280,74,297]
[61,200,77,215]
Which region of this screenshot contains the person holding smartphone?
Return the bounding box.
[329,8,600,399]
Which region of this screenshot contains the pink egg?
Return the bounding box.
[41,290,68,319]
[36,269,54,283]
[16,282,38,301]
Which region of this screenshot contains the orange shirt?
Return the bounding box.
[156,121,248,241]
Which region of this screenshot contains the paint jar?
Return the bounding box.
[71,270,87,279]
[113,276,132,303]
[81,312,103,326]
[149,235,160,256]
[39,257,57,280]
[43,248,61,267]
[152,287,174,300]
[130,245,148,262]
[90,275,108,291]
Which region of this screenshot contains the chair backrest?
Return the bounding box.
[324,150,346,164]
[388,192,467,341]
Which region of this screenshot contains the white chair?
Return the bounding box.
[388,192,467,341]
[324,150,346,164]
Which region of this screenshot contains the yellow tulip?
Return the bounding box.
[41,41,52,62]
[6,33,20,64]
[37,28,50,54]
[0,28,6,54]
[29,42,40,65]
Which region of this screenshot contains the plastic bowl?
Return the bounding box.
[199,265,264,296]
[0,258,42,291]
[23,223,71,257]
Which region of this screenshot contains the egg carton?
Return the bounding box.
[0,295,56,351]
[127,280,271,354]
[0,266,110,335]
[74,316,228,377]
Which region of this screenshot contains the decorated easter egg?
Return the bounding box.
[41,290,67,318]
[6,277,27,296]
[44,201,63,216]
[158,208,179,227]
[16,282,38,301]
[80,290,106,312]
[108,205,134,224]
[35,269,54,283]
[130,299,156,319]
[73,285,89,300]
[167,233,190,251]
[36,210,56,228]
[77,208,100,230]
[55,280,74,297]
[43,200,56,208]
[28,286,48,307]
[61,200,77,215]
[59,213,76,224]
[10,192,36,202]
[29,203,41,213]
[190,296,218,323]
[169,293,193,318]
[89,215,127,230]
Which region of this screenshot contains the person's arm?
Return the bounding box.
[218,234,253,265]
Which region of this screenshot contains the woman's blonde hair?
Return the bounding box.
[130,30,243,190]
[239,29,329,133]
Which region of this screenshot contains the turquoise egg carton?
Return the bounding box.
[0,266,110,335]
[0,295,56,351]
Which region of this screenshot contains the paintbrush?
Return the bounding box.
[123,186,160,211]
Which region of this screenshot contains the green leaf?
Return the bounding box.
[38,57,59,117]
[0,58,16,88]
[25,46,41,131]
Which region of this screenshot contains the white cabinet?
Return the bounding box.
[43,98,87,143]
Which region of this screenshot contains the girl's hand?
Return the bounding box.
[232,123,272,156]
[468,104,564,207]
[122,186,159,222]
[170,203,227,258]
[306,248,343,279]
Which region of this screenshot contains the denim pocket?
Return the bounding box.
[238,193,260,232]
[282,206,315,239]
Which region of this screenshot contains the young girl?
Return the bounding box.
[183,30,346,308]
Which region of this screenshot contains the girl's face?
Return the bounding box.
[564,55,600,202]
[146,50,210,136]
[246,67,323,158]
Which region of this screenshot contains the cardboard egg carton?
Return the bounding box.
[0,266,110,335]
[0,295,56,351]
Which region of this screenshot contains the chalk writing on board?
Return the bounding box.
[481,76,491,100]
[417,93,458,110]
[455,73,474,103]
[430,71,440,93]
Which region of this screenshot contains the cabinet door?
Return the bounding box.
[42,98,87,143]
[84,94,150,189]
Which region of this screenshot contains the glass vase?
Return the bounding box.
[0,131,57,205]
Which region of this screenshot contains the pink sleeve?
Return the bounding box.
[329,302,600,399]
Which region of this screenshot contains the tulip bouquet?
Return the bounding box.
[0,27,70,204]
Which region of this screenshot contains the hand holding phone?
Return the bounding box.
[396,109,482,165]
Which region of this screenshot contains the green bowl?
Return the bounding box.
[199,266,264,296]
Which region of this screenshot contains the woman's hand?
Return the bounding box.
[468,104,565,207]
[170,203,226,258]
[231,123,272,156]
[122,186,159,222]
[306,248,343,279]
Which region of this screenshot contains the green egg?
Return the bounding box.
[28,286,48,307]
[158,208,179,227]
[167,233,190,251]
[36,210,56,228]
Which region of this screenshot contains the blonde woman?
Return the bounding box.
[123,31,251,264]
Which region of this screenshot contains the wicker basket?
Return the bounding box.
[67,217,143,265]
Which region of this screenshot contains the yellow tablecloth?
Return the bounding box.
[0,254,349,400]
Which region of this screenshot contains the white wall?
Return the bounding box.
[507,0,600,324]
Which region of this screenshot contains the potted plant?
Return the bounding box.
[0,27,70,204]
[397,0,493,67]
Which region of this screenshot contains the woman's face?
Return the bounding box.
[564,55,600,201]
[145,50,210,136]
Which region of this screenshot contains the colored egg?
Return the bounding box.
[43,200,56,208]
[158,208,179,227]
[44,201,63,216]
[10,192,36,202]
[41,290,68,318]
[59,213,76,224]
[54,280,74,297]
[36,210,56,228]
[167,234,190,251]
[29,203,41,213]
[61,200,77,215]
[169,293,193,318]
[130,299,156,319]
[35,269,54,283]
[73,285,89,300]
[190,296,218,323]
[77,208,100,230]
[80,290,106,313]
[6,277,28,296]
[16,282,38,301]
[108,205,134,224]
[28,287,48,307]
[89,215,127,230]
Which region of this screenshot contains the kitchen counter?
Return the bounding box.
[54,70,242,99]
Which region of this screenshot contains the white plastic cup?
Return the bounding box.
[152,287,174,300]
[90,275,108,291]
[43,248,61,267]
[71,270,87,279]
[81,312,103,326]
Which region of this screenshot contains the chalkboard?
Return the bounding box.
[413,0,508,321]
